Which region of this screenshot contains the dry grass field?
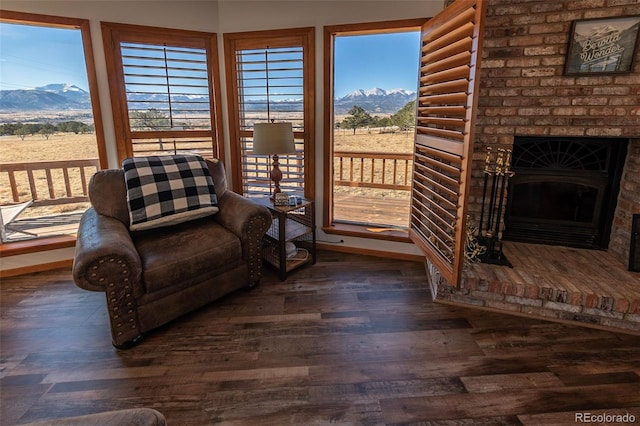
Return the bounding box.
[0,133,98,219]
[0,133,98,162]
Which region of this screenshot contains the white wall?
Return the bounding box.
[1,0,445,270]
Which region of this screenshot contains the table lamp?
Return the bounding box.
[253,121,296,199]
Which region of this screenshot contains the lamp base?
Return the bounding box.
[269,154,284,200]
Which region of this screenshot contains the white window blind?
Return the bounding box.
[235,46,305,197]
[121,42,212,131]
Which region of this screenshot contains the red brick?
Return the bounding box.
[509,35,545,46]
[539,57,565,68]
[584,293,600,309]
[614,298,630,314]
[525,284,540,299]
[586,128,624,137]
[521,68,556,77]
[494,4,530,15]
[524,47,558,56]
[544,11,584,22]
[529,23,567,34]
[506,58,541,67]
[571,97,608,106]
[519,108,552,116]
[552,107,589,115]
[567,0,606,9]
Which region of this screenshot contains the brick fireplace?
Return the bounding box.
[472,0,640,264]
[432,0,640,334]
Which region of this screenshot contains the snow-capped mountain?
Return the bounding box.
[0,82,416,116]
[35,83,86,93]
[0,83,91,111]
[334,87,416,114]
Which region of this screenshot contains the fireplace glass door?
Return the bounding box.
[503,136,627,250]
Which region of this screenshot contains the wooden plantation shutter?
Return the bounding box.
[410,0,485,286]
[224,28,315,198]
[102,23,223,162]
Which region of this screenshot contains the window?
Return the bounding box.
[101,22,223,162]
[224,28,315,197]
[323,20,425,240]
[0,10,106,243]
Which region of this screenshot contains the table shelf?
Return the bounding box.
[253,197,316,280]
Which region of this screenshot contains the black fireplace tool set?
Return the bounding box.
[467,146,514,267]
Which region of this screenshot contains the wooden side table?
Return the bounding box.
[254,197,316,280]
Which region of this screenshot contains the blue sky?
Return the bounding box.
[0,21,420,97]
[0,23,90,91]
[334,31,421,98]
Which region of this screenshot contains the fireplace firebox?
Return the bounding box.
[503,136,628,250]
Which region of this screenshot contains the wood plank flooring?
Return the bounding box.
[1,251,639,425]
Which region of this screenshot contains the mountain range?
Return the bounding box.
[334,88,415,115]
[0,83,416,115]
[0,84,92,111]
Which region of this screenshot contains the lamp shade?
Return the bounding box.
[253,122,296,155]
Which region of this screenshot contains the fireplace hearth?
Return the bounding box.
[503,136,628,250]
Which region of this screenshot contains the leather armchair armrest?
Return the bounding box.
[215,192,272,283]
[216,192,271,238]
[72,208,142,293]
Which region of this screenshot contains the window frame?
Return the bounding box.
[101,22,224,163]
[0,10,108,170]
[0,10,107,255]
[223,27,315,197]
[322,19,427,243]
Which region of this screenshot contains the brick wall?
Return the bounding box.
[468,0,640,266]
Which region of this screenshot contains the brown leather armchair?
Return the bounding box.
[72,159,271,349]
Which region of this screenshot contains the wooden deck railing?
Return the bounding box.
[0,159,100,207]
[334,151,413,191]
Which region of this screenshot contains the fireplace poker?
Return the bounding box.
[478,147,492,237]
[494,148,514,241]
[486,148,504,236]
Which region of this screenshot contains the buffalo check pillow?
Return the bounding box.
[122,154,218,231]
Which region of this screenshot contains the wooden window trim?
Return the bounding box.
[322,223,411,243]
[0,10,108,170]
[0,10,107,254]
[223,27,315,197]
[322,19,427,242]
[101,22,224,163]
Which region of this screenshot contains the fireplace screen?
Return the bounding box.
[509,181,599,223]
[503,137,627,249]
[631,214,640,272]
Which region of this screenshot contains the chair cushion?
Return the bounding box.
[123,155,219,231]
[133,217,243,294]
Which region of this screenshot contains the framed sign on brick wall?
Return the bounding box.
[564,15,640,75]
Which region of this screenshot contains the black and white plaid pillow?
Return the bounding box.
[122,155,218,231]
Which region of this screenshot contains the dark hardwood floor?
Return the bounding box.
[1,251,639,425]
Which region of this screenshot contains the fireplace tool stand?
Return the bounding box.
[472,147,514,267]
